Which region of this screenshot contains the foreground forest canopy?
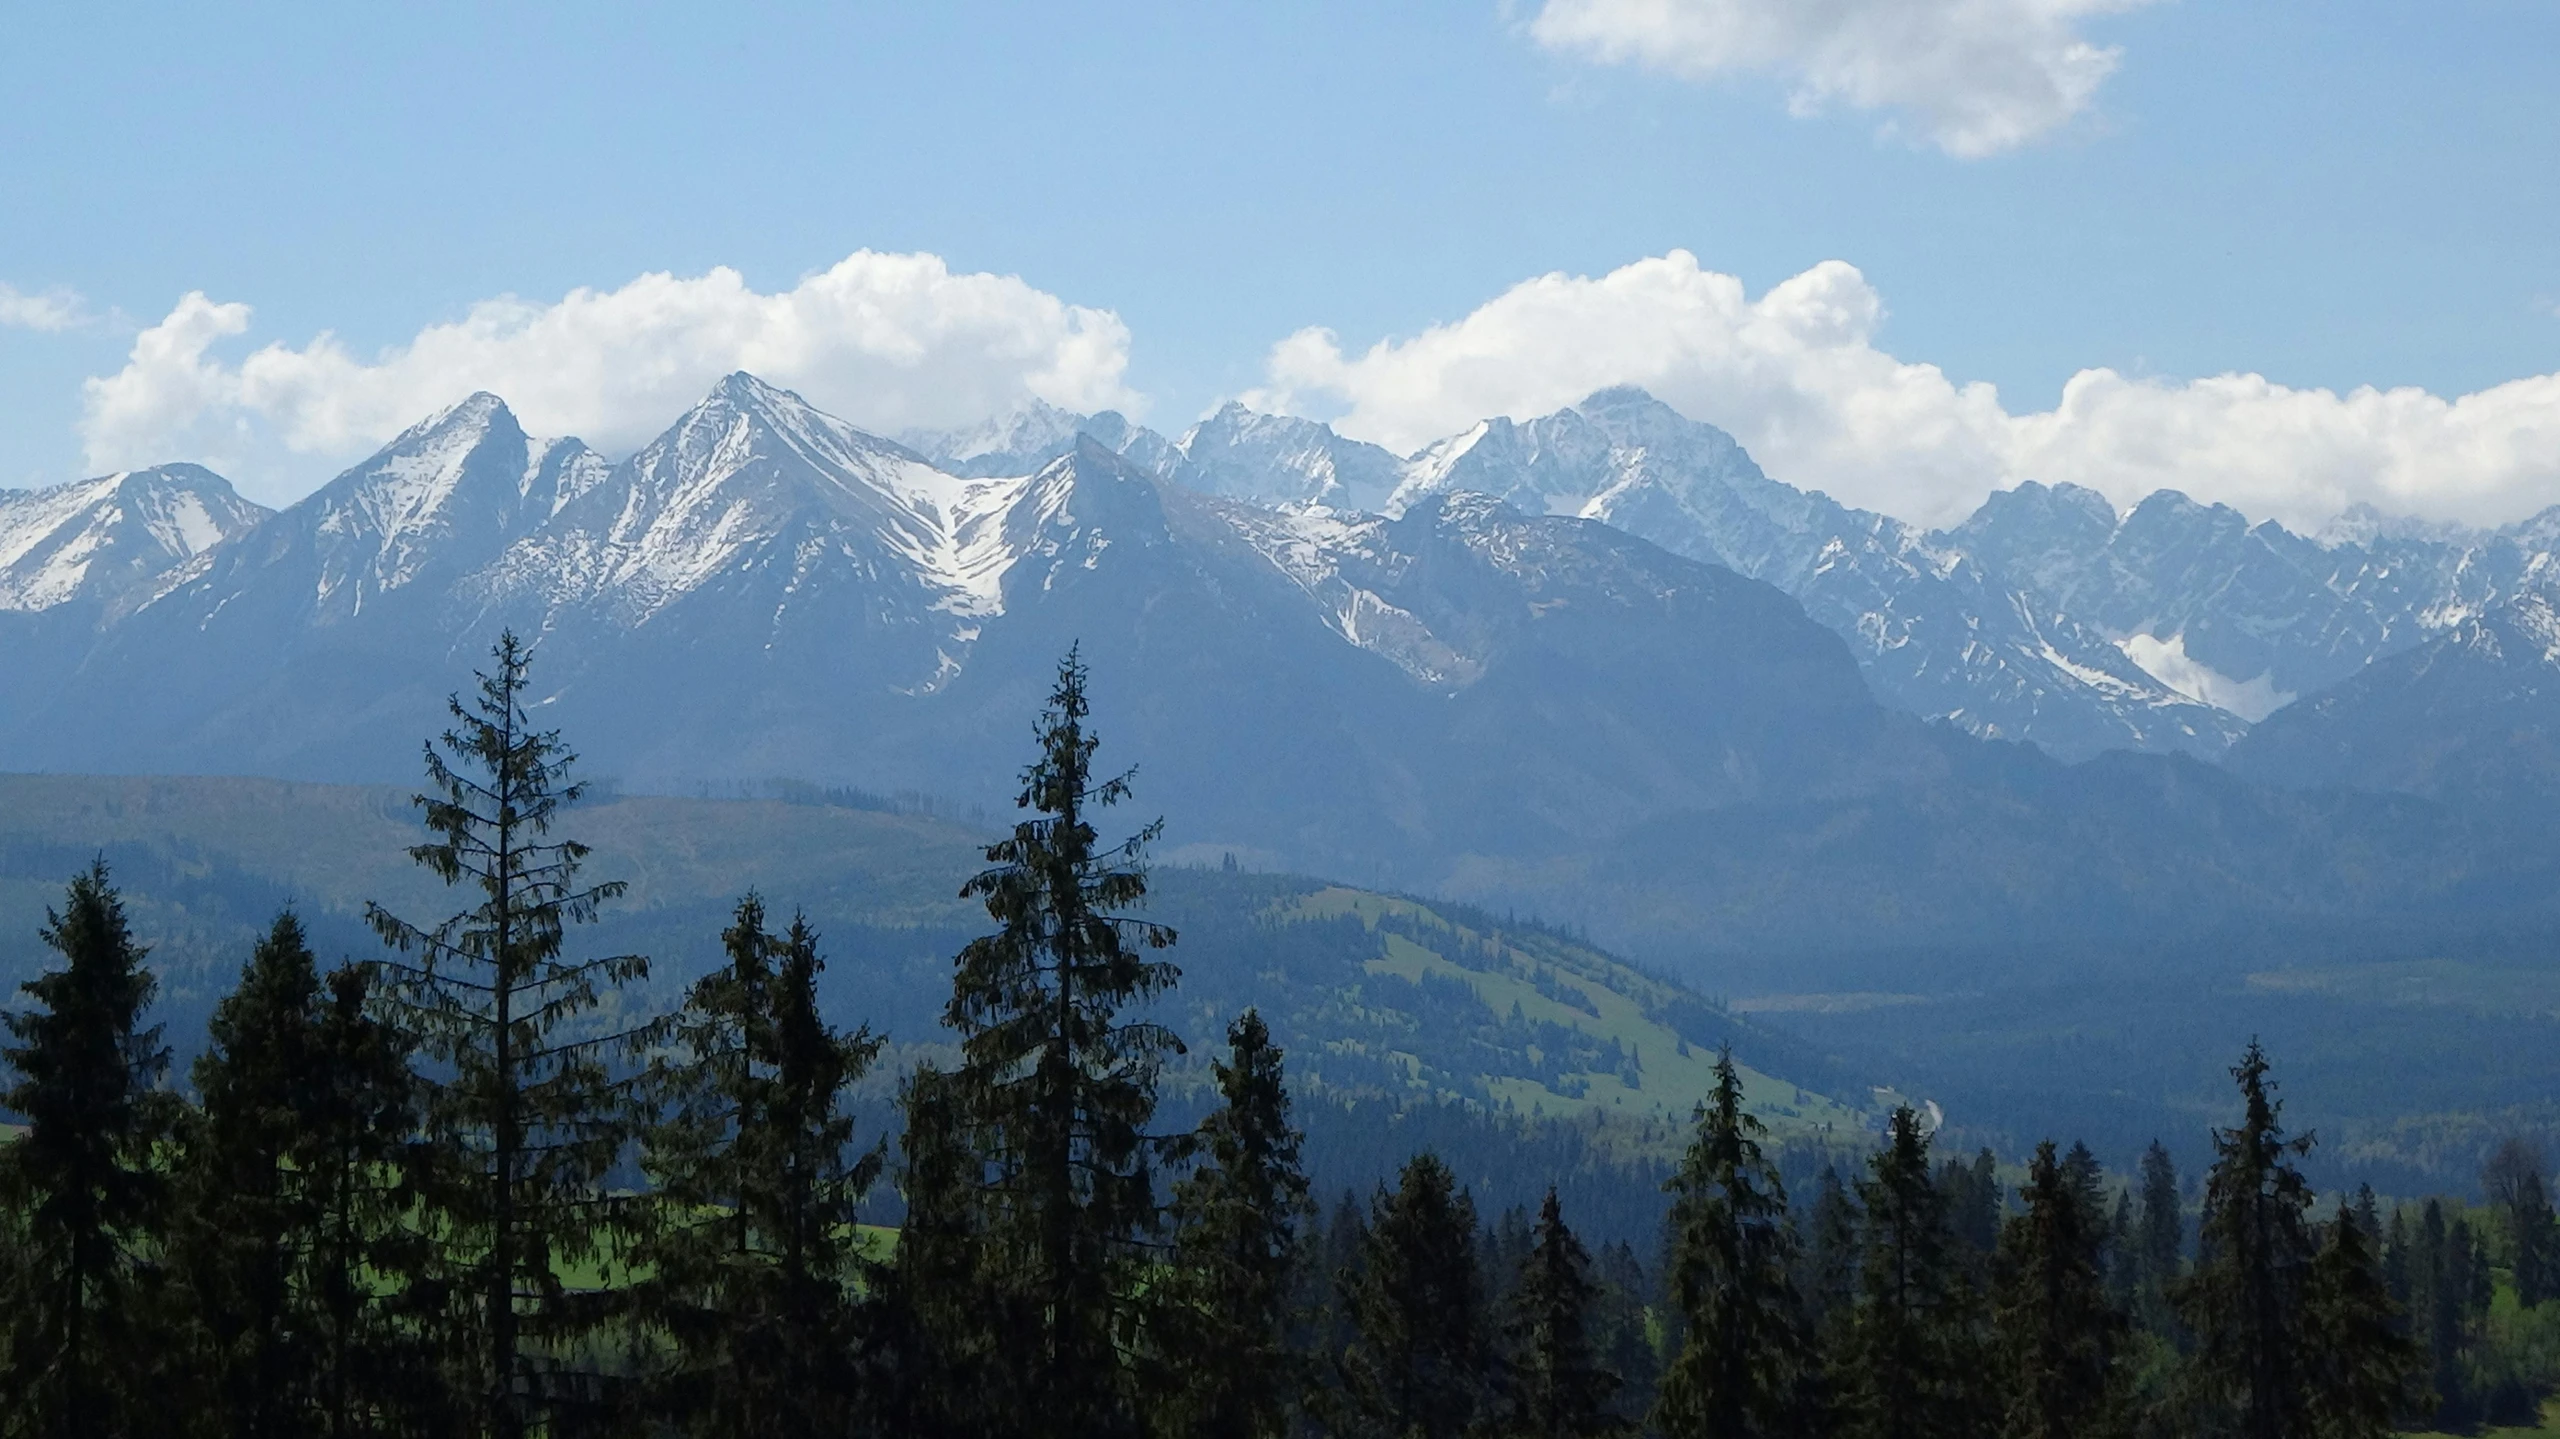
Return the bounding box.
[5,636,2560,1438]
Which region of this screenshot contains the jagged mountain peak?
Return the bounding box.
[1569,384,1751,458]
[656,371,924,478]
[2314,502,2491,549]
[297,388,592,586]
[1387,387,1772,523]
[897,396,1087,477]
[0,463,270,613]
[1178,402,1401,510]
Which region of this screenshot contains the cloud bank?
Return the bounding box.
[65,248,2560,532]
[1254,251,2560,532]
[1530,0,2155,157]
[0,283,86,333]
[79,252,1139,502]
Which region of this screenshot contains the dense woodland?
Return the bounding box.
[2,635,2557,1438]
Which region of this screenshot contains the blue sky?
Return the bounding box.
[3,0,2556,527]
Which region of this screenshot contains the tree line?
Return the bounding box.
[0,634,2553,1437]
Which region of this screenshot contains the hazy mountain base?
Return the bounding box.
[0,771,1869,1243]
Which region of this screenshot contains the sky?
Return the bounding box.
[2,0,2556,530]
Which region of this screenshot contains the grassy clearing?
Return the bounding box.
[1291,887,1869,1141]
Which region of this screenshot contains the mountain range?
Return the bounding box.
[900,384,2560,774]
[9,373,2560,980]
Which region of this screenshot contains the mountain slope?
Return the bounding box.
[1946,480,2560,726]
[2225,594,2560,801]
[15,395,604,776]
[0,464,269,615]
[0,464,273,743]
[1384,387,2242,760]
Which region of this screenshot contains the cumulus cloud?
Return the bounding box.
[1529,0,2155,157]
[0,282,86,332]
[1253,251,2560,532]
[79,252,1139,500]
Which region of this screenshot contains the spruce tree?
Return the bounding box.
[1502,1189,1628,1439]
[883,1063,991,1439]
[2130,1141,2182,1341]
[1803,1162,1861,1330]
[1588,1241,1660,1420]
[302,960,433,1438]
[179,918,431,1439]
[365,631,662,1438]
[1941,1147,2002,1281]
[1158,1009,1311,1439]
[2177,1040,2316,1439]
[1840,1105,1988,1439]
[2401,1199,2485,1428]
[1991,1140,2125,1439]
[178,911,330,1439]
[2483,1138,2557,1307]
[2103,1191,2136,1309]
[2301,1200,2421,1439]
[639,897,883,1438]
[1655,1049,1804,1439]
[1341,1152,1493,1439]
[0,862,183,1439]
[939,648,1182,1439]
[1305,1189,1370,1401]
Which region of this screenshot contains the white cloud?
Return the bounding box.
[79,252,1140,501]
[0,282,86,332]
[1253,251,2560,532]
[1529,0,2155,157]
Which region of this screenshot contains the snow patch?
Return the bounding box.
[2117,632,2294,722]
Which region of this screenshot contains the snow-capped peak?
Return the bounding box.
[0,464,269,612]
[899,397,1086,474]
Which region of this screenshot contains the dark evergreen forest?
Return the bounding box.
[3,636,2555,1437]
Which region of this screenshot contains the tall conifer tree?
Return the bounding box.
[1502,1188,1629,1439]
[178,921,431,1438]
[1991,1140,2125,1439]
[1342,1153,1493,1439]
[0,862,182,1439]
[178,912,330,1439]
[639,897,883,1438]
[2129,1141,2184,1342]
[2483,1138,2556,1307]
[1803,1163,1861,1330]
[940,649,1182,1439]
[2178,1041,2316,1439]
[1158,1010,1310,1439]
[366,631,662,1438]
[883,1063,990,1439]
[302,960,432,1437]
[1840,1105,1988,1439]
[1655,1050,1803,1439]
[2302,1200,2421,1439]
